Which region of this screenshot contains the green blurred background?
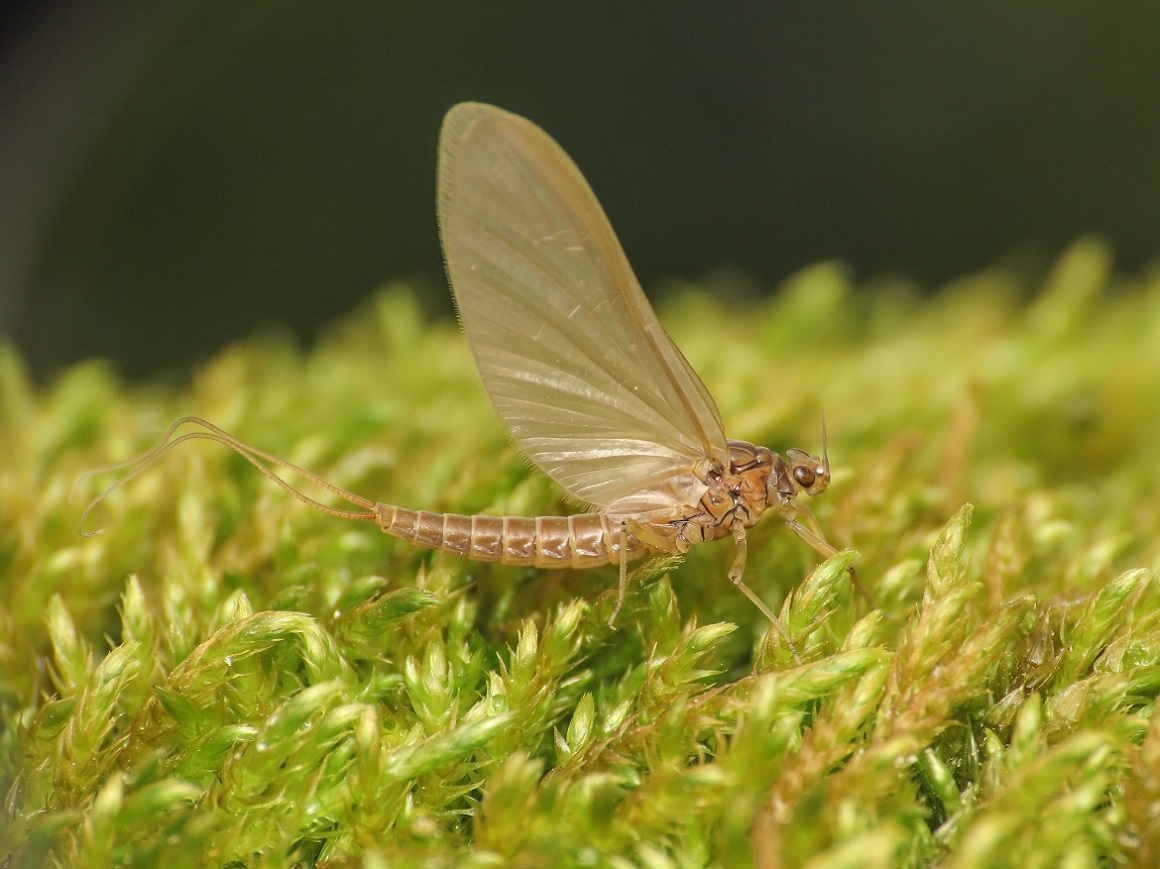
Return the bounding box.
[1,2,1157,380]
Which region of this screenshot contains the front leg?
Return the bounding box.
[785,517,874,607]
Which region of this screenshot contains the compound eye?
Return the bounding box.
[793,466,816,488]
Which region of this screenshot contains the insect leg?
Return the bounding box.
[729,523,801,664]
[785,518,875,607]
[608,519,629,628]
[794,503,828,541]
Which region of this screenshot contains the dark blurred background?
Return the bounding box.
[2,2,1157,381]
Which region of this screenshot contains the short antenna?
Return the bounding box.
[821,407,830,475]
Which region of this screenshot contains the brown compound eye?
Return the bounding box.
[793,466,816,488]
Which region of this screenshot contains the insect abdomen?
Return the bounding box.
[373,505,643,568]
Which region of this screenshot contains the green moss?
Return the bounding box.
[2,237,1159,866]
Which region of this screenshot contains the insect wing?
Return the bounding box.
[437,102,729,512]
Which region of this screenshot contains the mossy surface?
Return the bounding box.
[2,238,1159,867]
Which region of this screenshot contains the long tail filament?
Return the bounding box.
[75,416,378,536]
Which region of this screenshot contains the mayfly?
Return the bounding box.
[81,102,866,651]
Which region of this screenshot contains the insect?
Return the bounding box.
[81,102,866,653]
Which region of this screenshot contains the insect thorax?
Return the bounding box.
[724,439,777,525]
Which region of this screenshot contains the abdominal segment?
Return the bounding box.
[374,505,651,569]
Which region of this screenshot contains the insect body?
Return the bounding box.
[82,103,864,652]
[377,440,815,569]
[374,439,844,624]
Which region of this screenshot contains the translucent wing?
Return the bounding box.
[438,102,729,513]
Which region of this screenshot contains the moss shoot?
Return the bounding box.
[2,238,1159,866]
